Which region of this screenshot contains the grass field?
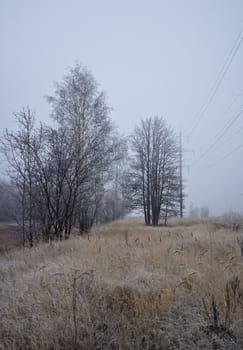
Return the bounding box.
[0,218,243,349]
[0,223,19,252]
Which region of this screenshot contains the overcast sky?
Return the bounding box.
[0,0,243,215]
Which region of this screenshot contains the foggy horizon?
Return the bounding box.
[1,0,243,216]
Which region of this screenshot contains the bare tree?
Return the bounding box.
[1,108,39,246]
[1,64,127,244]
[46,63,122,234]
[97,143,130,223]
[127,116,180,226]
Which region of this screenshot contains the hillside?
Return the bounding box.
[1,218,243,349]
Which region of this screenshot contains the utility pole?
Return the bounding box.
[179,131,183,218]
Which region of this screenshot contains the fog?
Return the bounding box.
[1,0,243,215]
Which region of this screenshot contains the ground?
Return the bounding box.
[0,218,243,349]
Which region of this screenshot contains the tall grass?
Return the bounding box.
[0,218,243,349]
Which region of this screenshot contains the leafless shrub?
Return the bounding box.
[203,276,242,349]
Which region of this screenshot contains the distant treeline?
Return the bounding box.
[0,179,18,221]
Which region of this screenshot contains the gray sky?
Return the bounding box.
[1,0,243,215]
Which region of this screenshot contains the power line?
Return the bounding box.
[196,89,243,153]
[192,107,243,165]
[187,28,243,138]
[188,36,242,137]
[193,142,243,172]
[220,126,243,146]
[211,88,243,128]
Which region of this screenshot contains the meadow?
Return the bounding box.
[0,218,243,349]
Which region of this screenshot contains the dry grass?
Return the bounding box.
[0,223,19,252]
[0,218,243,349]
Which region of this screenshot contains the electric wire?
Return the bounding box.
[191,106,243,165]
[196,89,243,153]
[187,28,243,138]
[194,143,243,172]
[211,88,243,128]
[220,126,243,146]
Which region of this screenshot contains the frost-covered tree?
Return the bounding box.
[126,116,180,226]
